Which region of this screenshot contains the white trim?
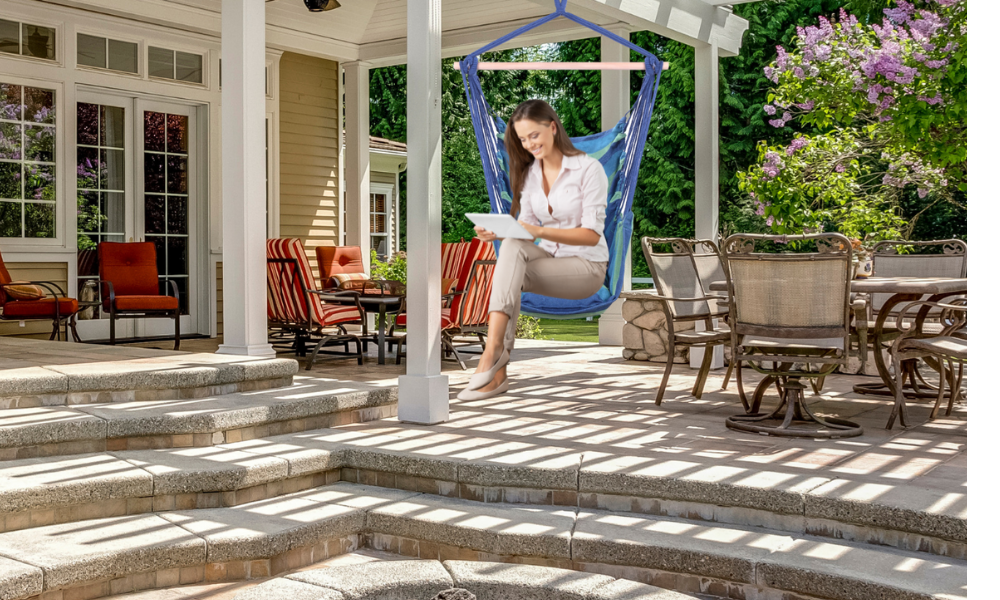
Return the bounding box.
[73,27,145,78]
[370,182,394,258]
[0,8,65,67]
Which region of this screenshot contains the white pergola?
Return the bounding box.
[214,0,750,423]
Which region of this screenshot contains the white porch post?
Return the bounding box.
[398,0,448,424]
[694,43,720,242]
[217,0,273,357]
[598,26,632,346]
[344,61,372,272]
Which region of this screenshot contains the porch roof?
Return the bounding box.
[48,0,751,62]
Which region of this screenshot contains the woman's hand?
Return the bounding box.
[517,221,543,240]
[474,226,498,243]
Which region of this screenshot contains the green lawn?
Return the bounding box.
[536,317,599,343]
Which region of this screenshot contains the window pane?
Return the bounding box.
[145,153,165,193]
[24,201,55,237]
[24,87,54,123]
[0,162,21,199]
[167,195,186,234]
[25,163,54,200]
[77,102,98,145]
[144,195,165,234]
[144,111,165,151]
[103,191,125,234]
[0,83,22,121]
[25,125,53,162]
[101,148,125,190]
[0,122,22,160]
[77,190,99,233]
[107,39,137,73]
[149,235,166,275]
[167,236,187,276]
[148,46,174,79]
[166,115,188,153]
[167,155,187,194]
[0,201,20,236]
[101,105,125,148]
[0,20,18,56]
[77,33,106,68]
[77,147,99,189]
[175,52,202,83]
[21,24,55,60]
[167,276,188,314]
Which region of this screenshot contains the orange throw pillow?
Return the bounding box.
[4,282,45,301]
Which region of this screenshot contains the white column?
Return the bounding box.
[694,44,720,242]
[598,26,632,346]
[344,61,372,272]
[217,0,273,357]
[398,0,448,424]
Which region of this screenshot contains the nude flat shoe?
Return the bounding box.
[457,377,509,401]
[466,349,510,391]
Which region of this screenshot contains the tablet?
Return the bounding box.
[465,213,535,240]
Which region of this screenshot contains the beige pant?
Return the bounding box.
[489,238,607,352]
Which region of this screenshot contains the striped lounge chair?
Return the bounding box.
[391,238,497,369]
[266,238,365,370]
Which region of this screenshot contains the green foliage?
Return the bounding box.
[370,249,407,284]
[515,313,544,339]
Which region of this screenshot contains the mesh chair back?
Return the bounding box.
[723,233,852,341]
[266,238,324,327]
[871,240,967,313]
[455,239,497,328]
[640,238,710,318]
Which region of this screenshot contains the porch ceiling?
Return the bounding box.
[41,0,750,63]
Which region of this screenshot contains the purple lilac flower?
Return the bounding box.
[918,188,929,198]
[763,104,776,115]
[766,216,775,227]
[785,137,810,156]
[775,46,788,69]
[884,1,915,24]
[796,100,815,110]
[835,164,846,173]
[793,67,806,79]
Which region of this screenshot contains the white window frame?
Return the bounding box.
[0,12,63,67]
[74,29,144,78]
[370,182,393,258]
[146,44,209,89]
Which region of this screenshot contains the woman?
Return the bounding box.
[459,99,609,401]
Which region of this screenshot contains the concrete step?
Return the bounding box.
[0,338,299,408]
[0,423,965,562]
[0,483,966,600]
[0,378,396,461]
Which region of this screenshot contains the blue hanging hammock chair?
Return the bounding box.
[459,0,664,319]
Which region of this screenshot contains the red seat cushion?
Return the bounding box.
[3,298,78,319]
[105,295,178,311]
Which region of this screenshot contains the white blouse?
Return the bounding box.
[518,152,610,263]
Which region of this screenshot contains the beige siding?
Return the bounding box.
[0,262,70,339]
[279,52,340,280]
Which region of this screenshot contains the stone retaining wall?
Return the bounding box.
[620,291,692,363]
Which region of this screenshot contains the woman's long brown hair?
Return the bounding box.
[505,100,583,218]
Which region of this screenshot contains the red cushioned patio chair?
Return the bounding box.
[316,245,366,290]
[391,238,497,369]
[0,249,80,341]
[98,241,181,349]
[266,238,365,369]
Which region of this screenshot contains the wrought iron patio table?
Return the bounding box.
[709,276,967,399]
[319,280,405,365]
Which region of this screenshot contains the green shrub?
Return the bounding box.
[370,249,407,284]
[515,314,544,339]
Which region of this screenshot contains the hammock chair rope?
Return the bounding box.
[459,0,664,318]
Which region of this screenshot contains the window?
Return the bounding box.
[0,19,56,61]
[0,82,56,238]
[148,46,203,84]
[77,34,138,74]
[370,192,388,259]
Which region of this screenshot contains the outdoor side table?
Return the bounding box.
[320,280,405,365]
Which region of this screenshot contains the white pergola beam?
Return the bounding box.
[217,0,273,357]
[343,61,373,273]
[398,0,450,425]
[598,25,633,346]
[694,43,719,241]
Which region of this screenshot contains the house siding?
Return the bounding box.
[279,52,341,280]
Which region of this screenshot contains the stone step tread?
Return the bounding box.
[0,381,395,448]
[0,340,298,397]
[0,483,966,600]
[0,425,964,555]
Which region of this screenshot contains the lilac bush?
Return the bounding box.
[740,0,965,239]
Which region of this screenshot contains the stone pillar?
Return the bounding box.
[397,0,449,424]
[344,61,372,273]
[694,43,720,242]
[217,0,274,357]
[598,26,632,346]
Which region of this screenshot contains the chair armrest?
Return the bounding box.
[1,280,67,299]
[99,279,116,307]
[893,300,967,338]
[166,279,180,300]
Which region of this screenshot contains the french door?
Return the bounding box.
[75,91,202,342]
